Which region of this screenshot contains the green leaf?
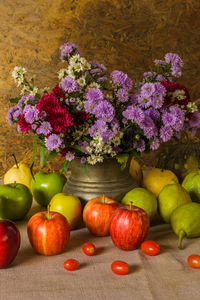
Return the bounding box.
[70,144,86,154]
[30,135,38,181]
[116,153,129,171]
[9,97,21,104]
[131,150,143,162]
[84,162,90,178]
[85,74,91,84]
[40,143,48,169]
[61,160,71,174]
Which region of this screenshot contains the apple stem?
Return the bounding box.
[12,154,19,168]
[47,204,51,220]
[103,194,105,203]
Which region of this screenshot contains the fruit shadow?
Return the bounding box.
[11,246,36,268]
[66,230,106,254]
[129,264,141,274]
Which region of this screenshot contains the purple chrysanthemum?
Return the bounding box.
[61,77,80,93]
[84,99,97,114]
[60,42,80,60]
[110,70,132,91]
[141,83,156,97]
[164,53,183,78]
[85,88,104,102]
[65,151,75,161]
[145,108,160,122]
[150,137,160,150]
[160,126,173,142]
[154,59,166,66]
[24,107,39,124]
[188,111,200,128]
[116,88,129,102]
[122,106,145,123]
[162,111,176,126]
[80,157,87,164]
[151,83,166,108]
[6,107,16,125]
[94,100,115,122]
[45,134,62,151]
[133,139,146,152]
[13,107,22,120]
[36,121,52,136]
[169,106,185,131]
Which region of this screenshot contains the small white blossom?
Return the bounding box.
[110,151,117,157]
[30,87,38,96]
[172,89,186,101]
[187,102,198,113]
[88,82,100,89]
[86,145,93,154]
[77,77,86,86]
[58,69,68,80]
[67,65,75,78]
[87,154,97,165]
[103,144,112,154]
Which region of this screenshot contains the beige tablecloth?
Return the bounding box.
[0,200,200,300]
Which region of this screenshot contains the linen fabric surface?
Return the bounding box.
[0,199,199,300]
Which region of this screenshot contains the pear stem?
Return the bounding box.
[12,154,19,168]
[178,229,186,249]
[130,201,133,210]
[102,194,105,203]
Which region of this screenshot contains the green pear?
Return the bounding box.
[121,187,157,221]
[170,202,200,249]
[158,183,191,223]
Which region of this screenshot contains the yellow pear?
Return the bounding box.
[129,157,143,186]
[4,161,32,190]
[143,168,179,197]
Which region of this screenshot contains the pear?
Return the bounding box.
[158,183,191,223]
[170,202,200,249]
[4,154,32,190]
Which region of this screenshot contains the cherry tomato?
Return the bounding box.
[141,240,160,256]
[82,242,96,256]
[64,259,79,271]
[111,261,129,275]
[187,255,200,269]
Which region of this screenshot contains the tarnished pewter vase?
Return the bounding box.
[63,157,137,205]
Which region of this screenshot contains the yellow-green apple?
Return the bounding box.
[31,172,67,207]
[27,207,70,255]
[83,195,120,236]
[0,183,32,221]
[0,220,21,268]
[4,155,32,190]
[49,193,82,229]
[110,205,150,250]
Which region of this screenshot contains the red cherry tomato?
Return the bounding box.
[141,240,160,256]
[64,259,79,271]
[82,242,96,256]
[187,255,200,269]
[111,261,129,275]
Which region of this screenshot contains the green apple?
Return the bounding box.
[49,193,82,229]
[4,161,32,190]
[31,172,67,207]
[0,183,32,220]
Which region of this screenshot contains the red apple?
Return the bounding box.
[27,207,70,255]
[110,205,150,250]
[83,195,120,236]
[0,220,21,268]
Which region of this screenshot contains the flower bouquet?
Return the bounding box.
[7,42,200,173]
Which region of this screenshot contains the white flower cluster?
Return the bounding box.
[12,66,38,96]
[172,89,186,101]
[12,66,26,87]
[58,54,91,83]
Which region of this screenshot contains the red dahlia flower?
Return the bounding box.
[18,114,32,133]
[52,84,66,100]
[74,111,89,126]
[36,94,73,133]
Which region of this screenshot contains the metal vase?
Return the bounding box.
[63,157,137,205]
